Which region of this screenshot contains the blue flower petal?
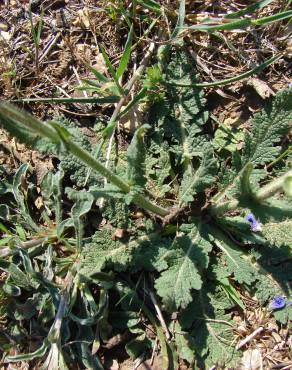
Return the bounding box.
[246,213,256,223]
[270,296,286,310]
[246,213,262,232]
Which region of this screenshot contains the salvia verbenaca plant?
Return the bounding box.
[0,42,292,369]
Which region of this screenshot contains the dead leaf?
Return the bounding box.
[92,49,108,74]
[286,38,292,57]
[34,196,44,210]
[240,349,263,370]
[111,228,125,240]
[271,331,282,344]
[0,30,12,42]
[120,104,145,134]
[247,78,275,99]
[74,7,91,29]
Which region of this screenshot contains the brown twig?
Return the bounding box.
[236,326,264,350]
[162,205,188,227]
[150,337,158,366]
[148,290,171,340]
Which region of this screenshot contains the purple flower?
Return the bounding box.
[246,213,262,232]
[270,296,286,310]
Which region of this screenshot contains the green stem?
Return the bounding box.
[0,237,49,258]
[70,143,168,216]
[267,146,292,169]
[67,140,130,193]
[0,103,169,218]
[12,96,120,104]
[132,193,169,216]
[164,54,282,88]
[210,169,292,216]
[252,10,292,26]
[181,10,292,32]
[210,199,239,216]
[256,169,292,201]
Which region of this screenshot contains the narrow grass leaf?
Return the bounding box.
[5,341,49,362]
[116,87,147,120]
[136,0,161,13]
[80,79,103,88]
[85,64,109,83]
[214,240,239,268]
[116,24,133,79]
[252,10,292,25]
[164,54,282,88]
[28,4,37,44]
[182,10,292,32]
[100,46,125,96]
[218,278,245,309]
[172,0,186,39]
[36,6,44,45]
[12,96,120,104]
[225,0,275,18]
[183,18,251,31]
[102,120,118,139]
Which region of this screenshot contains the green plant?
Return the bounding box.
[28,2,44,74]
[0,1,292,366]
[0,45,291,367]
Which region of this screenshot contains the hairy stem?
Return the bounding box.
[210,199,239,216]
[256,169,292,201]
[0,103,169,217]
[164,54,282,88]
[0,237,48,258]
[210,169,292,216]
[69,132,168,216]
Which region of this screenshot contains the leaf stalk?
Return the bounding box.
[210,169,292,216]
[0,103,169,218]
